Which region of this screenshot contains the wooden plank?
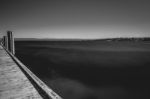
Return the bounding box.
[0,45,42,99]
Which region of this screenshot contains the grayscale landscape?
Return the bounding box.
[1,0,150,99]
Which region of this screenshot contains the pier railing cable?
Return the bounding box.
[1,31,62,99]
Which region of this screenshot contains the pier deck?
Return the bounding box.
[0,45,42,99]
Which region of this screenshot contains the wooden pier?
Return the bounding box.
[0,31,62,99]
[0,45,43,99]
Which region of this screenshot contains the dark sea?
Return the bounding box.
[15,40,150,99]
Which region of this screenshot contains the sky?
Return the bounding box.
[0,0,150,39]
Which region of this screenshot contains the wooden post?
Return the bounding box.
[3,36,8,50]
[1,36,5,46]
[7,31,15,55]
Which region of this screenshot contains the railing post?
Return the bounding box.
[1,36,5,46]
[3,36,8,50]
[7,31,15,55]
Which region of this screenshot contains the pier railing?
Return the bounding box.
[1,31,15,55]
[1,31,62,99]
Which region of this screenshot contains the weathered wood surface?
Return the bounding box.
[0,45,42,99]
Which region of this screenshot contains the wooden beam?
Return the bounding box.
[3,36,8,50]
[7,31,15,55]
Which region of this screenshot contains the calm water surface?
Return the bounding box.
[15,41,150,99]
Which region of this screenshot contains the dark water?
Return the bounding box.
[15,41,150,99]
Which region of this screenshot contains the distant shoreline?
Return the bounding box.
[14,37,150,42]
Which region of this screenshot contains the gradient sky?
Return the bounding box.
[0,0,150,39]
